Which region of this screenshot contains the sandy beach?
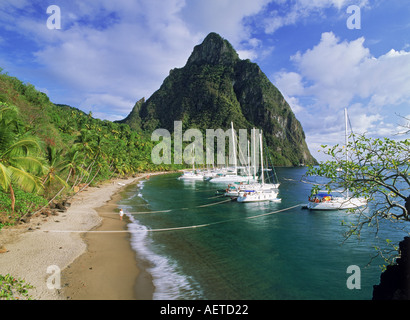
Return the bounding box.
[0,173,162,300]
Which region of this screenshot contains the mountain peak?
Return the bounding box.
[121,32,317,166]
[187,32,239,66]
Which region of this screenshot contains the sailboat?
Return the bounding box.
[224,129,279,198]
[178,147,205,181]
[209,122,258,184]
[178,170,204,180]
[306,190,367,210]
[306,108,367,210]
[237,132,280,203]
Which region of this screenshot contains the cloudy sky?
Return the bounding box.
[0,0,409,161]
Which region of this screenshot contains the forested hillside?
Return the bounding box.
[120,33,317,167]
[0,70,179,229]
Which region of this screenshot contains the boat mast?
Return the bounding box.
[231,122,237,175]
[345,108,348,162]
[247,139,251,177]
[253,129,257,180]
[344,108,349,199]
[192,147,195,172]
[260,131,264,186]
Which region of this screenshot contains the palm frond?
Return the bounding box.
[0,103,19,122]
[9,156,48,175]
[0,162,11,191]
[44,172,69,189]
[4,139,41,158]
[0,123,17,151]
[8,166,43,193]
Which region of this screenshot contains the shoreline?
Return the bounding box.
[0,172,168,300]
[61,175,156,300]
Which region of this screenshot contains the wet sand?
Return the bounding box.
[62,185,155,300]
[62,176,162,300]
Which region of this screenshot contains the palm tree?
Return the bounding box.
[65,150,81,184]
[0,103,45,212]
[42,146,69,196]
[0,138,45,213]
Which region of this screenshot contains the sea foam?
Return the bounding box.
[126,206,203,300]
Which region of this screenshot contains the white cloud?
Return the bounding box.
[81,93,134,113]
[273,31,410,157]
[361,49,410,108]
[274,71,305,96]
[2,0,404,140]
[276,32,410,111]
[181,0,270,46]
[180,0,273,62]
[284,96,305,114]
[237,37,274,61]
[263,0,369,34]
[0,0,202,120]
[0,0,30,13]
[290,32,371,108]
[0,0,274,120]
[264,8,299,34]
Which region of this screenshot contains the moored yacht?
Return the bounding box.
[237,132,280,203]
[305,108,368,211]
[178,170,205,180]
[209,122,256,184]
[224,182,279,198]
[306,191,367,210]
[237,188,280,203]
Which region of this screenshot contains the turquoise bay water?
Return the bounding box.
[118,167,408,300]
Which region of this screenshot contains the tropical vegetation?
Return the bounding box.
[0,69,183,230]
[0,274,33,300]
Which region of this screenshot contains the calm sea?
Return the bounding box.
[118,167,408,300]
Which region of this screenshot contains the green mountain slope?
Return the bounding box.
[0,70,177,228]
[120,33,316,166]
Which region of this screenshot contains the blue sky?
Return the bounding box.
[0,0,409,161]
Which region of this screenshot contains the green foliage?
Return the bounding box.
[307,135,409,221]
[0,69,179,228]
[3,187,48,213]
[0,274,34,300]
[0,187,48,228]
[306,132,410,265]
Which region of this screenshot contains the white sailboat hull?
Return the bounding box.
[178,172,204,180]
[224,183,280,198]
[237,189,280,203]
[307,197,367,210]
[209,175,258,184]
